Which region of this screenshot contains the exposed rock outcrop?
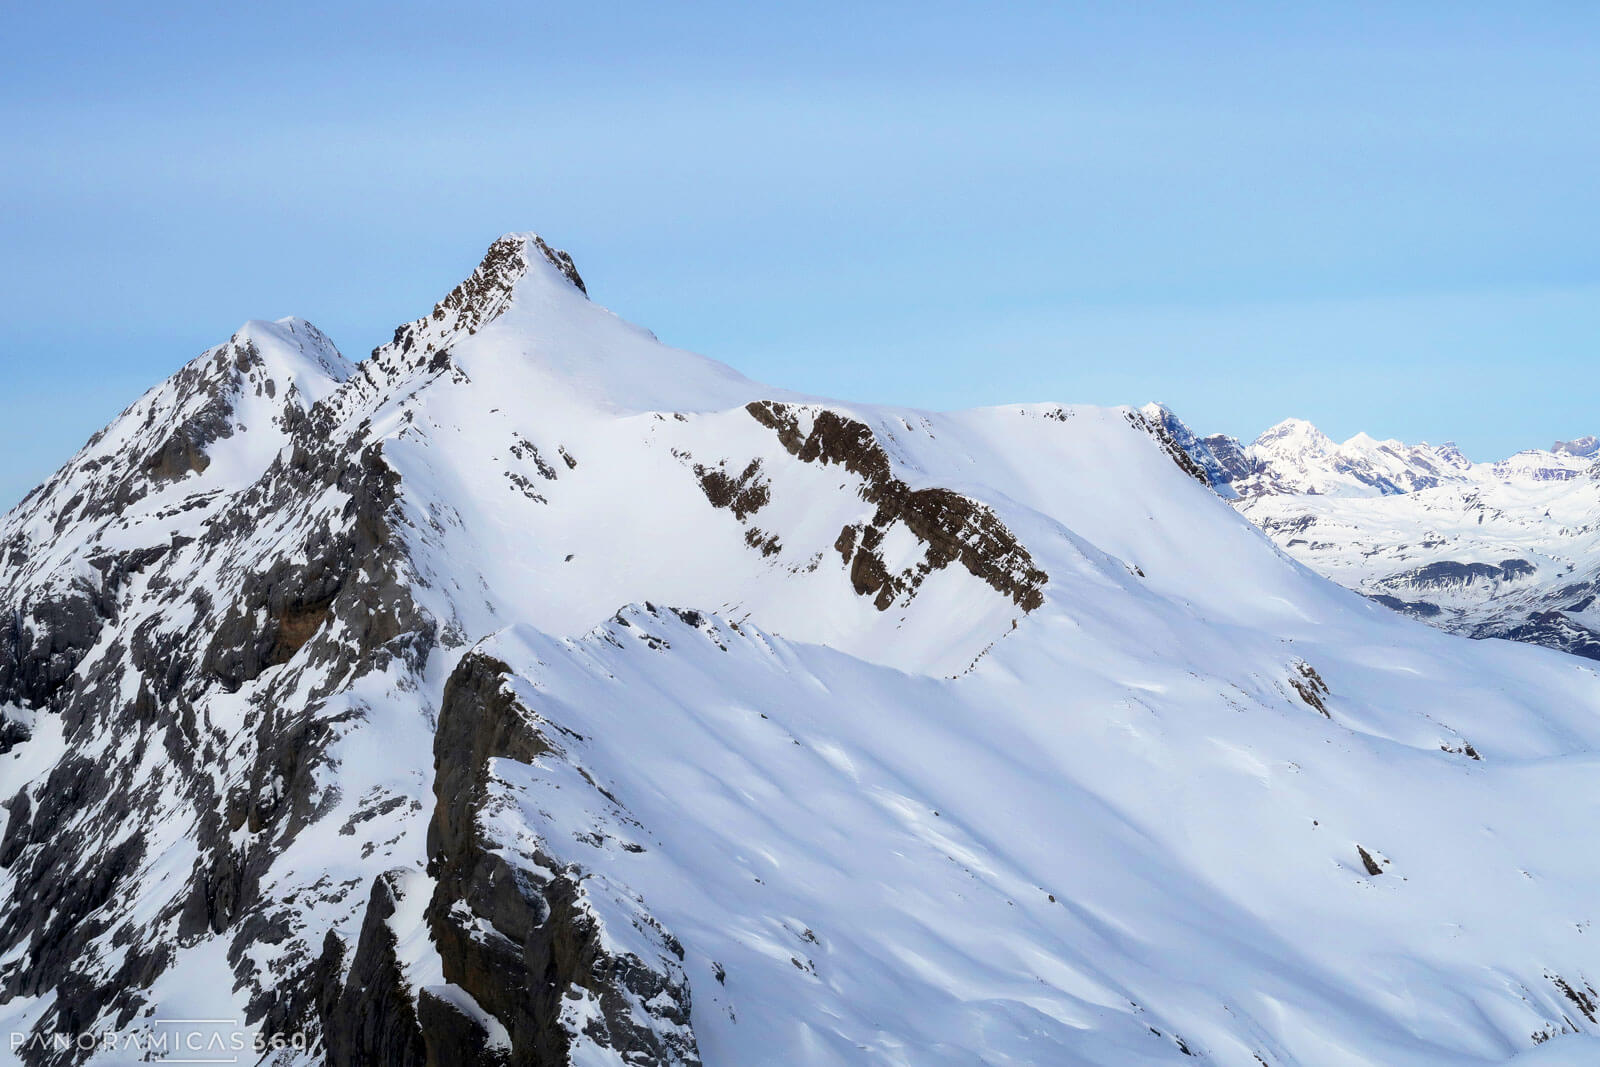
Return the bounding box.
[322,873,429,1067]
[414,651,699,1066]
[747,401,1048,612]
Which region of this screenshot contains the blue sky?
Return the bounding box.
[4,2,1598,508]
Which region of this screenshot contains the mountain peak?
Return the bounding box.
[231,317,352,388]
[407,232,589,346]
[487,231,587,296]
[346,232,592,406]
[1259,416,1319,434]
[426,232,587,335]
[1553,435,1599,458]
[1254,417,1333,453]
[1433,440,1472,469]
[330,232,778,422]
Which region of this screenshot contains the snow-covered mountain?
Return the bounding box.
[6,236,1600,1065]
[1552,436,1600,461]
[1154,406,1600,662]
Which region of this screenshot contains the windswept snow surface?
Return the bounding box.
[4,235,1600,1064]
[480,604,1600,1066]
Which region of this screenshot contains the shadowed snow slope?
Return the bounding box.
[2,235,1600,1065]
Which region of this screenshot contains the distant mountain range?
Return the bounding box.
[1150,404,1600,660]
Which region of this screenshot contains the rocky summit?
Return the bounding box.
[4,236,1600,1065]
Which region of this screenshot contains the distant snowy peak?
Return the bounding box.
[1553,435,1600,458]
[1253,416,1334,456]
[1432,440,1473,470]
[1491,449,1600,483]
[1240,419,1470,497]
[1161,411,1596,500]
[1148,407,1600,664]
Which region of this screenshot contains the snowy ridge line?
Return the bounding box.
[3,234,1600,1064]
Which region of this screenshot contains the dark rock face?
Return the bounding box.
[528,237,587,296]
[1382,559,1536,594]
[353,650,700,1066]
[415,987,513,1067]
[1201,433,1258,485]
[694,458,770,520]
[1366,593,1444,619]
[321,648,707,1065]
[1288,660,1331,717]
[0,234,698,1067]
[1499,559,1537,580]
[201,440,418,695]
[322,873,429,1067]
[142,423,215,481]
[747,401,1048,612]
[1130,405,1227,489]
[0,585,102,711]
[1493,612,1600,662]
[0,352,436,1063]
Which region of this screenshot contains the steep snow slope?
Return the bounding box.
[1155,407,1600,661]
[464,604,1600,1066]
[3,236,1600,1065]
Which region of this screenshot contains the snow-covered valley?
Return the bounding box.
[1153,407,1600,662]
[3,235,1600,1065]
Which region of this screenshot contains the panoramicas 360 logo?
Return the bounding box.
[9,1018,318,1062]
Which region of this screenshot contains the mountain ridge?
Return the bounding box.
[1172,409,1597,499]
[1155,406,1600,662]
[5,235,1600,1065]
